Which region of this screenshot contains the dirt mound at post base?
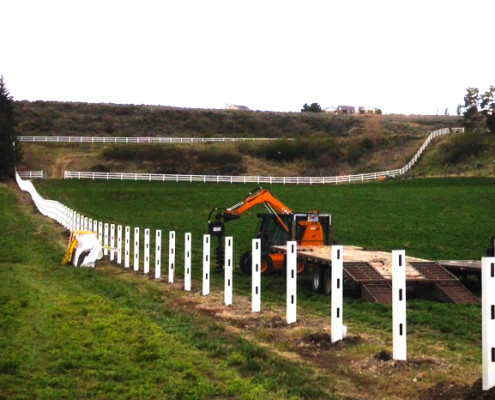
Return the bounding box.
[465,379,495,400]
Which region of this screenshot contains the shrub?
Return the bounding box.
[439,132,487,165]
[197,146,243,165]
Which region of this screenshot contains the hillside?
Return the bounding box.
[15,100,495,179]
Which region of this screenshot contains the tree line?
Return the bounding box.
[0,76,21,180]
[463,86,495,133]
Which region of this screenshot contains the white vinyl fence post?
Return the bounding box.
[104,223,109,257]
[392,250,407,361]
[84,217,88,231]
[252,239,261,313]
[134,227,140,272]
[93,220,97,234]
[117,225,122,265]
[482,257,495,391]
[202,234,210,296]
[144,228,150,274]
[110,224,115,261]
[184,233,192,291]
[77,213,81,231]
[224,236,233,305]
[286,241,297,324]
[124,226,130,268]
[88,218,92,232]
[98,222,103,246]
[155,230,161,279]
[331,245,344,343]
[168,231,175,283]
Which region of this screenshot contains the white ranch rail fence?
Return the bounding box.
[65,127,464,185]
[15,172,71,227]
[17,170,45,179]
[18,136,288,144]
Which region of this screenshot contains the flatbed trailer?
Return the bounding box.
[271,244,479,304]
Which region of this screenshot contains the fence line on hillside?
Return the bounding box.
[17,170,45,179]
[64,127,464,185]
[18,135,290,144]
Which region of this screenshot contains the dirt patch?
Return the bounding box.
[422,382,471,400]
[374,349,393,361]
[298,332,363,350]
[465,379,495,400]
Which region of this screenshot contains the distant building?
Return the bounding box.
[226,104,250,111]
[324,106,338,114]
[358,106,376,114]
[337,105,355,114]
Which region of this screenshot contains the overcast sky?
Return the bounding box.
[2,0,494,115]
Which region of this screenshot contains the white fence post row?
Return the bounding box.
[252,239,261,313]
[117,225,122,265]
[124,226,130,268]
[93,220,97,235]
[169,231,175,283]
[331,245,344,343]
[84,217,88,231]
[110,224,115,261]
[134,227,140,272]
[98,222,103,246]
[202,235,210,296]
[392,250,407,361]
[104,223,109,257]
[88,218,92,232]
[286,241,297,324]
[144,229,150,274]
[224,236,233,306]
[77,213,81,230]
[184,233,192,291]
[482,257,495,391]
[155,230,162,279]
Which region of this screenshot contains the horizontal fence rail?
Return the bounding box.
[17,170,45,179]
[18,136,290,144]
[65,127,464,185]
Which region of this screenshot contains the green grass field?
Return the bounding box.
[36,177,495,261]
[0,183,336,399]
[34,178,493,350]
[3,177,494,399]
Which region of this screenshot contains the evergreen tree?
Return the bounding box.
[0,76,21,180]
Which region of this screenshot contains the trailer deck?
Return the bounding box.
[271,245,480,304]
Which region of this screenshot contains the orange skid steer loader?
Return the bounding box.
[207,187,332,274]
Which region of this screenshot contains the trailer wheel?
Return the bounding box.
[260,254,274,275]
[311,264,324,293]
[239,251,252,275]
[323,267,332,295]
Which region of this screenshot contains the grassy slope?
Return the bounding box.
[0,184,335,400]
[16,100,472,179]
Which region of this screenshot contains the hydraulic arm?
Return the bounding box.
[208,187,292,271]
